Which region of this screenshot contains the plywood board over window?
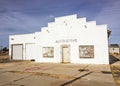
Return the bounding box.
[79,45,94,58]
[43,47,54,58]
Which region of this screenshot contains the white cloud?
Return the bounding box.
[0,11,53,47]
[94,0,120,34]
[49,14,54,18]
[94,1,120,43]
[0,11,51,35]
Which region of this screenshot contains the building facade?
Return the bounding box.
[109,44,120,54]
[9,14,109,64]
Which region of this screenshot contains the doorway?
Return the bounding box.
[61,45,70,63]
[25,43,35,60]
[12,44,23,60]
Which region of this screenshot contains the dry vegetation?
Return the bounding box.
[111,65,120,86]
[110,54,120,86]
[0,52,10,63]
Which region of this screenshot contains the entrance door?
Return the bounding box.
[25,44,35,60]
[61,45,70,63]
[12,44,23,60]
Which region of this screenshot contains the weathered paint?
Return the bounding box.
[9,14,109,64]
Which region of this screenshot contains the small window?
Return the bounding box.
[43,47,54,58]
[79,45,94,58]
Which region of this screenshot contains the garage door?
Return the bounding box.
[12,44,23,60]
[25,44,35,60]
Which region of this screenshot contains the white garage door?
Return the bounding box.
[12,44,23,60]
[25,44,35,60]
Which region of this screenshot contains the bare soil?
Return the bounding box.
[110,54,120,86]
[0,54,10,63]
[0,54,119,86]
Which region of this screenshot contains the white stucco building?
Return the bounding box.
[9,14,110,64]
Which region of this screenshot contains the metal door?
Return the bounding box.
[12,44,23,60]
[25,44,35,60]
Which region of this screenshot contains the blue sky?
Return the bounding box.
[0,0,120,47]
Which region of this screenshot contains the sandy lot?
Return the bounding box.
[0,54,118,86]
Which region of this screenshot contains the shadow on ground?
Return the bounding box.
[60,72,93,86]
[109,55,119,64]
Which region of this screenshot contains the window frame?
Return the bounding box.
[79,45,94,58]
[42,47,54,58]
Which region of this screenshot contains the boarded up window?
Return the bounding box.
[79,45,94,58]
[43,47,54,58]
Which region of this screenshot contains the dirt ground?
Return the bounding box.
[109,53,120,86]
[0,54,10,62]
[0,55,120,86]
[110,62,120,86]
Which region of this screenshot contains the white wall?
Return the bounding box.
[9,14,109,64]
[9,33,35,60]
[35,14,109,64]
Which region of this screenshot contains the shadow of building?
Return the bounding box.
[109,54,119,64]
